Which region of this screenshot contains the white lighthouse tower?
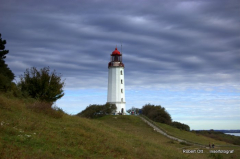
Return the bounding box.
[107,47,126,115]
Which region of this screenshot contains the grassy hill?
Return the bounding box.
[142,116,235,146]
[1,93,239,159]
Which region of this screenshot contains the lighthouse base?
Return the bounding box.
[107,102,126,115]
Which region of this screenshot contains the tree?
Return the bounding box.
[19,66,65,103]
[0,33,14,91]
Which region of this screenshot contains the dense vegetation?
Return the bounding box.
[77,103,117,118]
[171,121,190,131]
[142,103,172,124]
[19,66,65,103]
[0,33,14,92]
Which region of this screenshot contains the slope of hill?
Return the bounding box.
[0,93,239,159]
[141,116,233,146]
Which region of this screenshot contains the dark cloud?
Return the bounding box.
[1,0,239,89]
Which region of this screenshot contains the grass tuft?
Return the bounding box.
[27,101,64,119]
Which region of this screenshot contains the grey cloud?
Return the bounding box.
[0,0,239,90]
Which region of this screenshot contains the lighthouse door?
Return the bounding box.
[121,108,124,114]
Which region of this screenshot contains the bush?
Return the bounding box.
[142,103,172,124]
[77,103,117,118]
[171,121,190,131]
[19,66,65,103]
[0,74,11,92]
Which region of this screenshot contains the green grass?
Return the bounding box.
[149,118,237,146]
[151,120,228,145]
[1,93,240,159]
[194,131,240,146]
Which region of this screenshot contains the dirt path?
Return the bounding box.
[139,116,205,147]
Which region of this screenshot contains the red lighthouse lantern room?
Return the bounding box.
[108,47,124,67]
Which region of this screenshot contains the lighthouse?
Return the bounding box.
[107,47,126,115]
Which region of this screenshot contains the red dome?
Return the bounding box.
[112,47,121,55]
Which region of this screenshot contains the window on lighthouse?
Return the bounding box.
[121,98,123,102]
[121,89,123,93]
[121,79,123,84]
[120,70,122,75]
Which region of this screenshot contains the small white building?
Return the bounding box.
[107,47,126,114]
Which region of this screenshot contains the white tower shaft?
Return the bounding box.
[107,67,126,114]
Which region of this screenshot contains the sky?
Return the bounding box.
[0,0,239,130]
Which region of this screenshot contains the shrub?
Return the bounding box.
[77,103,117,118]
[171,121,190,131]
[142,103,172,124]
[19,66,65,103]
